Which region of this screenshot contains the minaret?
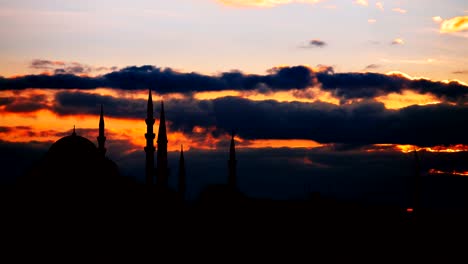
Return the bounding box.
[144,89,155,185]
[156,101,169,187]
[178,145,186,200]
[97,104,106,157]
[228,132,237,189]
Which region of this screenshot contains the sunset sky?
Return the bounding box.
[1,0,468,203]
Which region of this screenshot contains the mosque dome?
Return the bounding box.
[47,131,99,160]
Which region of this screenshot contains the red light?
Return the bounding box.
[406,208,414,213]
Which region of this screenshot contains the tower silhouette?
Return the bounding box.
[178,145,186,201]
[228,132,237,189]
[97,104,106,157]
[156,101,169,187]
[144,89,155,185]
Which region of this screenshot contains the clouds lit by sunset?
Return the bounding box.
[1,0,468,186]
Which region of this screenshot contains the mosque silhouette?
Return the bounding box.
[19,89,240,204]
[11,89,468,233]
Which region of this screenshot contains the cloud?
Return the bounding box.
[353,0,368,6]
[215,0,322,8]
[432,16,443,23]
[363,64,380,70]
[375,2,383,11]
[1,65,318,93]
[440,16,468,33]
[0,97,14,106]
[392,8,407,14]
[368,19,376,24]
[2,94,49,113]
[307,39,327,47]
[2,65,468,104]
[316,71,468,103]
[391,38,404,45]
[47,92,468,147]
[452,70,468,75]
[30,59,118,75]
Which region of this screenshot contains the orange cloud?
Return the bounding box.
[375,90,441,109]
[375,2,383,11]
[440,16,468,33]
[353,0,368,6]
[241,139,324,149]
[429,169,468,176]
[391,38,404,45]
[392,8,407,14]
[432,16,443,23]
[215,0,322,8]
[368,19,376,24]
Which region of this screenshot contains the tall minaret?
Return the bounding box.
[228,132,237,189]
[97,104,106,157]
[144,89,155,185]
[178,145,186,200]
[156,101,169,187]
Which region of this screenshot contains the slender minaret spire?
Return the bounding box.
[72,125,76,136]
[97,104,106,157]
[178,145,186,201]
[228,131,237,189]
[156,101,169,186]
[144,89,156,185]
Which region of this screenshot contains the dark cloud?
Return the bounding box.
[50,91,468,147]
[0,74,103,90]
[317,72,468,103]
[2,65,468,103]
[452,70,468,75]
[30,59,118,75]
[309,39,327,47]
[30,59,65,69]
[2,94,49,113]
[0,97,14,106]
[0,127,13,133]
[1,65,317,93]
[364,64,380,70]
[53,91,146,117]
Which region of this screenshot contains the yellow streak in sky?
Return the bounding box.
[375,90,441,109]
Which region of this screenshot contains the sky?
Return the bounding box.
[1,0,468,205]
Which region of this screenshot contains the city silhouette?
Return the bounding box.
[0,87,465,238]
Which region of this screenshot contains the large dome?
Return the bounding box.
[47,132,98,159]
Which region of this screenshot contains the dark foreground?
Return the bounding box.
[2,184,468,260]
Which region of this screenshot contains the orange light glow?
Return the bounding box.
[215,0,322,8]
[242,139,323,149]
[375,90,441,109]
[194,88,340,105]
[429,169,468,176]
[396,144,468,153]
[194,90,241,100]
[440,16,468,33]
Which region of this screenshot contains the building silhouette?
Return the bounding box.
[156,101,170,187]
[144,89,156,185]
[18,89,242,205]
[19,107,124,192]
